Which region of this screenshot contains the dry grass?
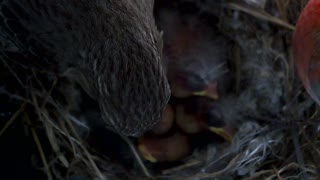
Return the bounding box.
[1,0,320,179]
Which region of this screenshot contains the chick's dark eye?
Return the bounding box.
[205,110,225,127]
[175,70,206,91]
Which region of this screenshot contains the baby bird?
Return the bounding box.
[176,97,235,141]
[138,131,191,162]
[157,8,229,100]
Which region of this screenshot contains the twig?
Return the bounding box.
[265,163,317,180]
[234,44,241,94]
[291,128,309,180]
[162,160,202,175]
[44,121,69,168]
[0,56,24,86]
[24,113,53,180]
[64,115,105,180]
[242,169,273,180]
[0,102,26,136]
[192,154,241,179]
[120,134,154,179]
[63,113,105,179]
[226,3,295,30]
[275,0,289,21]
[272,165,283,180]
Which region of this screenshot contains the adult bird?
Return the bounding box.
[0,0,171,137]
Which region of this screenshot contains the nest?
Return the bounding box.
[1,0,319,179]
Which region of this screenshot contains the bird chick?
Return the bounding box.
[151,104,175,135]
[0,0,170,136]
[138,131,191,162]
[176,97,235,141]
[176,104,205,134]
[157,8,229,100]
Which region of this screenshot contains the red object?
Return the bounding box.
[293,0,320,104]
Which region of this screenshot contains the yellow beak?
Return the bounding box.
[209,127,234,142]
[192,82,219,100]
[137,139,157,163]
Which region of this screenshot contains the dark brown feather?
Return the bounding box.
[0,0,170,136]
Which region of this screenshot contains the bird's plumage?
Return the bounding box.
[0,0,170,136]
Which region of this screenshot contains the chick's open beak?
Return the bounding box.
[209,126,235,142]
[137,132,191,162]
[137,138,158,163]
[192,82,219,100]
